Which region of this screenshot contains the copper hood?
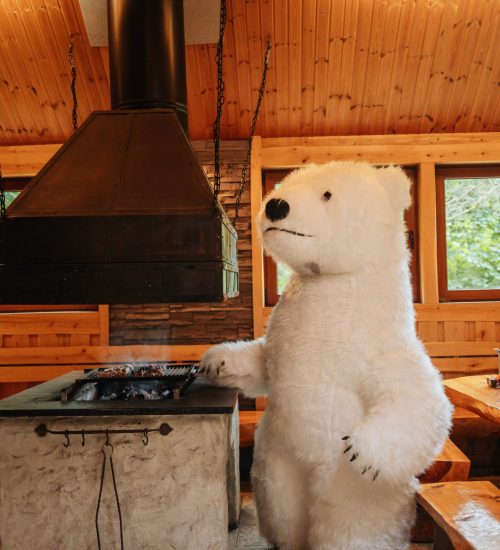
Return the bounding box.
[0,0,238,304]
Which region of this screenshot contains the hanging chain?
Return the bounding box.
[69,39,78,131]
[212,0,227,202]
[0,166,6,221]
[234,38,272,223]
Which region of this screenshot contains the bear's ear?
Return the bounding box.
[377,165,412,213]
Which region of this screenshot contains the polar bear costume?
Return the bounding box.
[201,161,452,550]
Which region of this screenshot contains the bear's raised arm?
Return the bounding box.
[342,352,453,484]
[199,337,268,397]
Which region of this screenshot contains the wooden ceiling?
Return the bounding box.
[0,0,499,147]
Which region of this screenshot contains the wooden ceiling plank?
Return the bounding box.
[231,0,253,137]
[259,0,278,137]
[2,0,66,143]
[220,1,243,139]
[199,43,218,140]
[274,0,290,136]
[311,0,331,135]
[287,0,302,136]
[367,0,403,134]
[465,10,500,133]
[186,45,210,140]
[348,0,375,135]
[474,7,500,132]
[430,0,471,132]
[406,0,445,134]
[97,47,109,88]
[360,0,390,134]
[335,0,359,135]
[244,0,267,137]
[417,0,459,134]
[323,0,345,135]
[299,0,317,135]
[0,1,47,144]
[436,0,485,134]
[381,0,416,135]
[39,0,100,118]
[454,2,498,132]
[17,0,79,138]
[60,0,110,109]
[392,0,429,134]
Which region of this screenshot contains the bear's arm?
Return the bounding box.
[343,354,453,484]
[199,337,268,397]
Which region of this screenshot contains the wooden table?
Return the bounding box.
[444,375,500,424]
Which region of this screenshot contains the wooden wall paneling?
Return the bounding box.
[335,0,359,135]
[475,322,496,342]
[299,0,316,135]
[406,1,444,134]
[99,305,109,345]
[415,303,500,322]
[465,321,476,342]
[417,321,438,342]
[250,136,265,338]
[417,162,439,304]
[0,143,60,176]
[443,321,466,342]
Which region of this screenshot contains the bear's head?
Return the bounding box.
[257,161,412,276]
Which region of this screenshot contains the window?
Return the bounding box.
[262,167,420,306]
[436,165,500,302]
[1,176,30,209]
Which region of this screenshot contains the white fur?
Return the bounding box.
[200,161,453,550]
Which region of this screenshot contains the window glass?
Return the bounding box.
[444,177,500,291]
[5,191,20,208]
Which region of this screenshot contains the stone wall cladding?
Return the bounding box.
[110,140,254,345]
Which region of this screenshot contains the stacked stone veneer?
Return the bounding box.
[110,140,254,345]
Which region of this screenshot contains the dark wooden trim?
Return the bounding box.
[1,176,31,191]
[436,165,500,302]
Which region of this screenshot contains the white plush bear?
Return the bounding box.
[200,161,452,550]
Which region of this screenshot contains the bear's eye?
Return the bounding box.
[322,191,332,202]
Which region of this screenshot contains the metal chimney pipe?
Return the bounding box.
[107,0,188,133]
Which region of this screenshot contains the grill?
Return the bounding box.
[60,363,199,402]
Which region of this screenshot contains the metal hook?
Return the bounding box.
[63,430,70,448]
[81,429,85,447]
[142,428,149,446]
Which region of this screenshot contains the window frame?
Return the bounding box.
[435,164,500,302]
[262,166,420,306]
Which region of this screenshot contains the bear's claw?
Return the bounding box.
[343,445,352,454]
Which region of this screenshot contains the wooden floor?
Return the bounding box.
[230,492,433,550]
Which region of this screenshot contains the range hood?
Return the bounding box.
[0,0,238,304]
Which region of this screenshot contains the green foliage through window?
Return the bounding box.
[444,178,500,291]
[4,191,20,208]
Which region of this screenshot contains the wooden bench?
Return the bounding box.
[412,438,471,542]
[417,481,500,550]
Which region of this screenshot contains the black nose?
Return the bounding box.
[265,198,290,222]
